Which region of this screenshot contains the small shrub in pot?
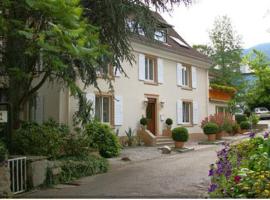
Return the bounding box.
[140,117,147,126]
[235,114,248,124]
[240,121,251,131]
[203,122,219,141]
[172,127,189,148]
[165,118,173,127]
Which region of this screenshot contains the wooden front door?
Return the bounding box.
[146,98,156,135]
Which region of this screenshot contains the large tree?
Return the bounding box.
[0,0,192,129]
[194,15,243,87]
[243,50,270,109]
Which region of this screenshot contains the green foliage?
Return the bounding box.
[194,15,243,87]
[222,121,233,134]
[232,123,240,134]
[140,117,148,126]
[172,127,189,142]
[63,132,90,157]
[209,136,270,198]
[85,121,121,158]
[210,83,237,93]
[203,122,219,135]
[243,50,270,109]
[240,121,251,130]
[0,140,8,163]
[249,114,259,126]
[165,118,173,126]
[13,119,69,159]
[235,114,248,124]
[47,155,109,185]
[125,127,134,147]
[72,93,94,128]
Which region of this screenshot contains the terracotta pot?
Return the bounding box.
[175,141,184,148]
[216,132,223,140]
[207,134,216,141]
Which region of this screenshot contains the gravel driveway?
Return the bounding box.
[22,145,220,198]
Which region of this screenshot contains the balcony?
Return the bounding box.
[209,84,236,102]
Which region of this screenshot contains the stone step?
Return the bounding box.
[156,141,175,146]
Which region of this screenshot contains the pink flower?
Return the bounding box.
[234,175,241,184]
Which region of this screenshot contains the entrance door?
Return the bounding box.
[146,98,156,135]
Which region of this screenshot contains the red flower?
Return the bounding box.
[234,175,241,184]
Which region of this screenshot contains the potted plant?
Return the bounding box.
[240,121,251,134]
[203,122,219,141]
[165,118,173,129]
[125,127,134,147]
[140,117,148,130]
[172,127,189,148]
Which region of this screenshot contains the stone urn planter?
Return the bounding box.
[172,127,189,149]
[140,117,148,130]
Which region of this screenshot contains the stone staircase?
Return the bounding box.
[155,136,174,146]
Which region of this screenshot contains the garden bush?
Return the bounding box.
[140,117,148,126]
[240,121,251,130]
[46,155,109,185]
[232,123,240,134]
[235,114,248,124]
[249,114,259,125]
[0,140,7,163]
[203,122,219,135]
[208,133,270,198]
[172,127,189,142]
[85,121,121,158]
[13,119,69,158]
[165,118,173,126]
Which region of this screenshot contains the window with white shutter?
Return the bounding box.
[139,54,145,81]
[177,63,183,86]
[192,66,197,89]
[114,96,123,126]
[193,101,199,124]
[176,100,183,124]
[113,66,121,77]
[157,58,164,84]
[86,93,95,118]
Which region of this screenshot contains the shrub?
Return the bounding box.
[0,140,7,163]
[208,136,270,198]
[232,123,240,134]
[203,122,219,135]
[140,117,147,126]
[201,113,235,132]
[249,114,259,125]
[222,121,233,133]
[235,114,248,124]
[240,121,251,130]
[172,127,189,142]
[85,121,121,158]
[13,119,69,159]
[46,155,109,185]
[63,132,90,157]
[165,118,173,126]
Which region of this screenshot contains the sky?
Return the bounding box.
[161,0,270,49]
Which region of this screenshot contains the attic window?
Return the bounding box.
[126,19,145,36]
[170,36,189,47]
[154,30,167,43]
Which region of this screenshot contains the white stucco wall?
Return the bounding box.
[67,42,210,136]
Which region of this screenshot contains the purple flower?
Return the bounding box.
[208,183,218,193]
[208,168,214,176]
[264,132,269,138]
[249,132,255,138]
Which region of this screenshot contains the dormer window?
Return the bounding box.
[126,19,145,36]
[154,29,167,43]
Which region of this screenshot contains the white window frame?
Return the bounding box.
[144,56,156,82]
[181,66,190,87]
[182,101,192,124]
[95,96,111,124]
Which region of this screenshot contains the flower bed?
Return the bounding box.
[208,132,270,198]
